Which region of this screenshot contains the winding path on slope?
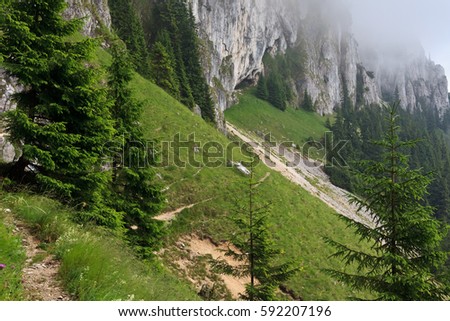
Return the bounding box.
[226,122,372,225]
[4,210,71,301]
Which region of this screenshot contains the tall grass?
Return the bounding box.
[2,193,199,301]
[0,208,25,300]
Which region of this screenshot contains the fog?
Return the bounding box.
[347,0,450,86]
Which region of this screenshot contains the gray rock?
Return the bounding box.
[63,0,111,38]
[1,141,16,163]
[190,0,447,118]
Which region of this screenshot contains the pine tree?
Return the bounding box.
[153,0,215,122]
[156,0,195,108]
[109,0,149,76]
[325,103,449,300]
[213,164,299,300]
[267,74,286,111]
[1,1,115,213]
[301,89,314,112]
[256,75,269,101]
[180,2,216,123]
[108,41,165,255]
[149,41,181,99]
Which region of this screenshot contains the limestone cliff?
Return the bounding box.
[190,0,381,115]
[63,0,111,37]
[296,2,379,114]
[189,0,302,112]
[190,0,447,116]
[359,44,449,115]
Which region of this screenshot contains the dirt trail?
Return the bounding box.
[155,198,213,222]
[187,236,248,299]
[226,122,372,225]
[13,220,70,301]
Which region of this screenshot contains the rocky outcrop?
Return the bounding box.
[191,0,447,116]
[63,0,111,37]
[296,4,379,114]
[190,0,381,115]
[360,44,449,115]
[189,0,302,111]
[0,70,21,113]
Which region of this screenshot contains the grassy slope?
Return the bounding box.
[0,193,198,301]
[0,209,25,300]
[226,91,331,145]
[131,74,369,300]
[0,47,368,300]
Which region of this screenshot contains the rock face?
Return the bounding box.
[63,0,111,37]
[296,3,379,114]
[0,70,21,113]
[190,0,447,116]
[359,44,449,115]
[189,0,302,111]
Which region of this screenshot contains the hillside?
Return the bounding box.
[1,0,448,303]
[226,90,330,145]
[128,70,373,300]
[1,52,371,300]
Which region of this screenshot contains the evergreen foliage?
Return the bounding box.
[254,45,307,111]
[301,89,314,112]
[109,0,215,123]
[267,74,287,111]
[325,104,449,300]
[0,2,164,252]
[149,41,181,99]
[256,75,269,101]
[0,0,115,217]
[213,164,299,301]
[109,0,149,76]
[108,41,165,256]
[151,0,215,123]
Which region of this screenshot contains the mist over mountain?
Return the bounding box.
[188,0,449,119]
[346,0,450,111]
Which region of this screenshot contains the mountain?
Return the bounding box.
[1,0,448,126]
[189,0,449,117]
[359,42,449,115]
[1,0,449,301]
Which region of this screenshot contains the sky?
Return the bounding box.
[347,0,450,89]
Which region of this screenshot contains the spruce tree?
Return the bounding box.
[180,3,216,123]
[1,1,115,213]
[256,75,269,101]
[108,41,165,255]
[301,89,314,112]
[213,164,299,301]
[109,0,149,76]
[149,41,181,99]
[267,74,286,111]
[325,103,449,300]
[152,0,215,122]
[156,0,195,108]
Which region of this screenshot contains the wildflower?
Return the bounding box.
[0,264,6,270]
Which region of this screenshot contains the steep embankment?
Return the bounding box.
[130,70,372,300]
[0,193,199,301]
[225,92,372,224]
